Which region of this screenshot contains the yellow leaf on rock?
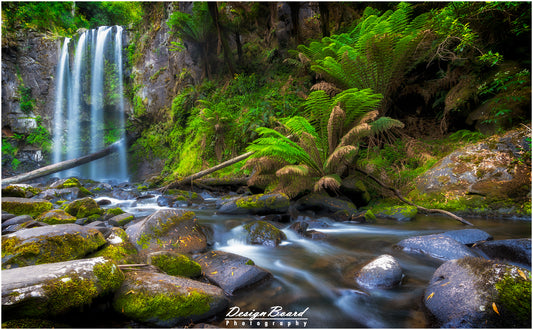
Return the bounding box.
[426,292,434,300]
[517,269,528,281]
[210,271,218,275]
[492,302,500,315]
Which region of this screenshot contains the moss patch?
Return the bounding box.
[64,198,104,218]
[91,229,138,264]
[2,319,60,328]
[36,209,76,225]
[114,288,212,322]
[2,198,52,217]
[243,220,286,247]
[106,207,125,217]
[2,185,41,198]
[2,231,106,269]
[93,261,125,293]
[494,269,531,326]
[149,253,202,278]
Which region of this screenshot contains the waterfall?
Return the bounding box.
[52,38,70,166]
[52,26,128,182]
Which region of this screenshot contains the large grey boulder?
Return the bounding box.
[194,250,272,294]
[125,209,207,254]
[473,238,531,267]
[2,257,124,319]
[113,270,228,327]
[442,228,493,246]
[424,257,531,328]
[355,254,403,289]
[396,234,477,261]
[2,224,107,269]
[218,193,290,215]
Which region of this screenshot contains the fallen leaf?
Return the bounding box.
[211,271,218,275]
[492,302,500,315]
[426,292,434,300]
[517,269,528,281]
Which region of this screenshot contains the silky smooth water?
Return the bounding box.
[94,194,531,328]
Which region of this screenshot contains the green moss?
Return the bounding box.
[364,209,376,222]
[237,195,266,209]
[114,289,212,322]
[91,229,138,264]
[494,269,531,325]
[64,198,104,218]
[151,211,196,238]
[150,253,202,278]
[106,207,125,216]
[374,205,417,220]
[245,259,255,266]
[93,261,125,293]
[243,220,286,246]
[36,209,76,225]
[43,274,98,315]
[2,232,106,269]
[2,319,59,328]
[2,198,52,217]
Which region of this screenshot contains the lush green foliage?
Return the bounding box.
[131,73,304,180]
[2,2,142,38]
[295,3,432,113]
[246,89,404,197]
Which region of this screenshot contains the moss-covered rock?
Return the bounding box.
[243,220,286,247]
[2,224,107,269]
[148,251,201,277]
[36,209,77,225]
[340,176,371,207]
[49,177,92,196]
[2,257,124,319]
[113,270,229,327]
[424,256,531,327]
[374,205,418,221]
[2,184,40,198]
[2,318,61,328]
[63,197,104,218]
[2,197,52,218]
[125,209,207,254]
[105,207,125,217]
[89,227,138,264]
[108,213,135,227]
[218,193,290,215]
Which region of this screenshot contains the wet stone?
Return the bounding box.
[355,254,403,289]
[396,234,477,261]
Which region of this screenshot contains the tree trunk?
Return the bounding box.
[2,139,126,186]
[161,151,254,191]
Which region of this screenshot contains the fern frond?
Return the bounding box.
[339,123,372,147]
[280,116,317,137]
[314,174,342,193]
[358,110,379,124]
[327,105,346,154]
[324,145,358,173]
[369,117,405,136]
[276,164,310,177]
[298,132,325,174]
[311,81,342,97]
[333,88,382,126]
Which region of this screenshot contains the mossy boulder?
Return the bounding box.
[148,251,201,278]
[108,213,135,227]
[243,220,287,247]
[293,193,358,221]
[218,193,290,215]
[374,205,418,221]
[355,254,403,289]
[396,234,477,261]
[194,250,272,294]
[415,127,531,217]
[49,177,92,196]
[157,189,203,207]
[2,198,52,218]
[63,197,104,218]
[125,209,207,254]
[36,209,77,225]
[90,227,138,265]
[2,257,124,319]
[340,175,371,207]
[113,270,229,327]
[424,256,531,327]
[2,184,40,198]
[2,224,107,269]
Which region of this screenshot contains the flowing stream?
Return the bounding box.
[88,192,531,328]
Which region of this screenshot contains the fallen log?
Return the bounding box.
[161,151,254,192]
[356,168,473,226]
[1,139,127,186]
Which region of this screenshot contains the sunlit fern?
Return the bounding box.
[246,89,404,198]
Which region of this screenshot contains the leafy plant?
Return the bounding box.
[295,2,432,114]
[2,139,21,170]
[245,89,404,198]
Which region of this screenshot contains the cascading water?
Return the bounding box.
[52,26,128,182]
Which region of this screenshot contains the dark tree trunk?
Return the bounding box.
[319,2,330,37]
[208,2,235,74]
